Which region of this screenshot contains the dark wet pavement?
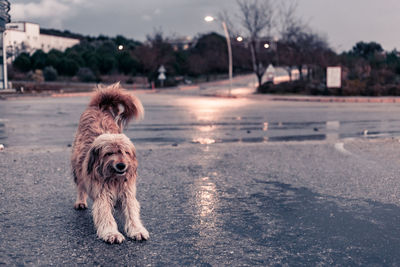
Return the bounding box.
[2,93,400,265]
[3,94,400,147]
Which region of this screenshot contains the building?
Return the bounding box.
[4,22,80,59]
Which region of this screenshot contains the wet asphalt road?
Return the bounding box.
[2,91,400,265]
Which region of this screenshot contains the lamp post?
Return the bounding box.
[204,16,232,96]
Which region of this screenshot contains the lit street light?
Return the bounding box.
[204,16,214,22]
[118,45,124,51]
[236,36,243,42]
[204,15,233,96]
[264,43,270,49]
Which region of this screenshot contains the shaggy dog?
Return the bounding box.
[71,83,149,244]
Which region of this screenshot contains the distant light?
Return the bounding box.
[204,16,215,22]
[236,36,243,42]
[264,43,270,49]
[118,45,124,50]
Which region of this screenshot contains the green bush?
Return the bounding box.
[77,67,96,82]
[31,50,47,70]
[13,53,32,72]
[43,66,58,81]
[258,80,309,94]
[98,55,116,74]
[57,58,79,76]
[117,51,138,74]
[258,80,328,95]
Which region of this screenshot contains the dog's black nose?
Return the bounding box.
[116,163,126,171]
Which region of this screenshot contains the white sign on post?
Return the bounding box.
[265,64,275,82]
[158,65,166,74]
[326,66,341,88]
[158,72,166,81]
[158,65,166,87]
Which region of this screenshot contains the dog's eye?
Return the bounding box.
[126,151,131,156]
[105,152,113,157]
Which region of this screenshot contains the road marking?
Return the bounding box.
[334,142,351,155]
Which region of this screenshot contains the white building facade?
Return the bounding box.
[4,22,80,57]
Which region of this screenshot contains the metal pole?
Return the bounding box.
[2,31,7,89]
[0,0,10,90]
[221,21,232,96]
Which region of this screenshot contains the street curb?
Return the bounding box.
[3,85,400,103]
[267,96,400,103]
[196,92,400,103]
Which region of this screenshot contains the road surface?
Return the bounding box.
[2,91,400,265]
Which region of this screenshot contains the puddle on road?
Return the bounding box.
[0,122,6,141]
[129,119,400,145]
[2,116,400,146]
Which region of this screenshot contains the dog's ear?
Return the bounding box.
[129,144,138,172]
[87,147,99,175]
[129,144,136,160]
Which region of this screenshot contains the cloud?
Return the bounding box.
[140,8,162,22]
[141,15,152,22]
[154,8,161,15]
[10,0,88,28]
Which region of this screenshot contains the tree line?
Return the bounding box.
[11,32,241,86]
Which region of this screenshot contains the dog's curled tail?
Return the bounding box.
[89,82,144,129]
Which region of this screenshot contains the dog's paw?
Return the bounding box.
[103,232,125,244]
[74,202,88,210]
[126,227,149,241]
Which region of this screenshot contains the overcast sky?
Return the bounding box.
[10,0,400,52]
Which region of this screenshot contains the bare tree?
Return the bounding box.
[236,0,275,89]
[278,0,305,40]
[134,29,175,84]
[218,10,238,37]
[277,0,305,80]
[278,0,331,81]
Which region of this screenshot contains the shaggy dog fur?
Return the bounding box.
[71,83,149,244]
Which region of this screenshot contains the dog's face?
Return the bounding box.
[87,134,137,181]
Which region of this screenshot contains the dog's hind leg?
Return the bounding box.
[92,194,125,244]
[122,192,149,241]
[74,183,88,210]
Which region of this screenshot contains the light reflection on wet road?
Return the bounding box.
[2,94,400,147]
[129,117,400,146]
[126,95,400,146]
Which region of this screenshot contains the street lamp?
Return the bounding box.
[118,45,124,51]
[204,16,214,22]
[204,15,233,96]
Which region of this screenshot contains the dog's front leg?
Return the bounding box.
[92,195,125,244]
[122,193,149,241]
[74,182,88,210]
